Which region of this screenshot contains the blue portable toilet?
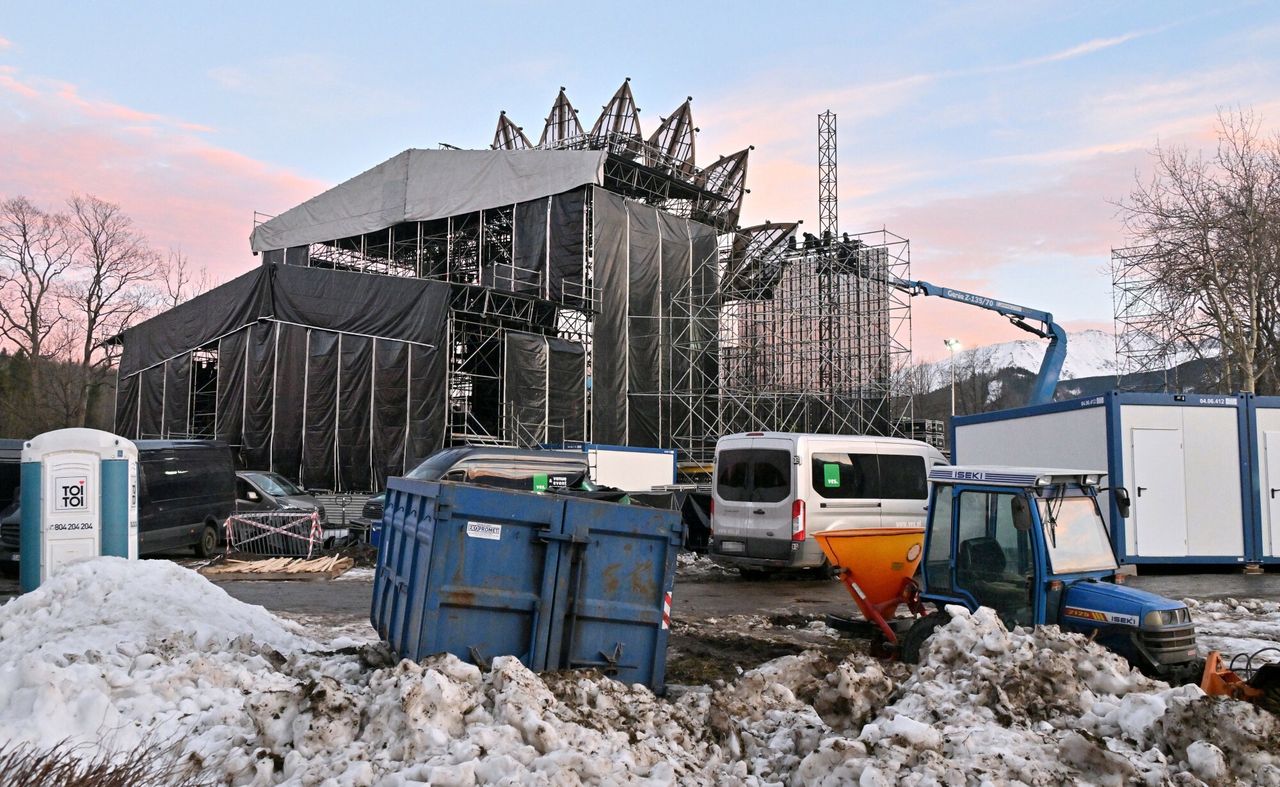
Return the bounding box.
[20,428,139,592]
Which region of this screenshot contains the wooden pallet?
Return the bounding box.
[199,555,355,582]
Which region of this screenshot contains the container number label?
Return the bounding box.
[54,476,88,511]
[465,521,503,541]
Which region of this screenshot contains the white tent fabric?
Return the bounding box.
[249,149,608,252]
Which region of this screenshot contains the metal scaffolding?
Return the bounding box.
[818,111,837,237]
[718,227,913,439]
[1111,245,1175,390]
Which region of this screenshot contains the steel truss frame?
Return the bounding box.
[1111,245,1176,390]
[716,228,913,440]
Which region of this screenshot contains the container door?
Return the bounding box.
[1131,428,1188,556]
[551,499,681,689]
[1262,431,1280,558]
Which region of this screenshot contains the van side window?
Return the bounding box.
[716,449,792,503]
[880,455,928,499]
[811,453,878,499]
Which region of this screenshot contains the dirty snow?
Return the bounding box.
[676,550,735,580]
[2,558,1279,785]
[1189,597,1280,666]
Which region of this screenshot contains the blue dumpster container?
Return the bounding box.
[371,478,682,691]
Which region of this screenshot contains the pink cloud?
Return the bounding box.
[0,66,322,284]
[0,35,11,50]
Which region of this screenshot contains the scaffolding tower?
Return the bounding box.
[818,111,837,237]
[718,227,912,438]
[1111,245,1174,390]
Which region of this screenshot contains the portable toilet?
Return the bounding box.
[20,428,139,591]
[953,392,1252,566]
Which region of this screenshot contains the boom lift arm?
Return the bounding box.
[892,279,1067,407]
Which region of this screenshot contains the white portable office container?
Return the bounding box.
[953,392,1251,565]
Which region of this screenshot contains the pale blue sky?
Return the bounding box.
[3,2,1278,356]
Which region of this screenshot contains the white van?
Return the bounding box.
[708,432,947,574]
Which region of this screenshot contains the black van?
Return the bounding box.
[0,439,235,560]
[136,440,236,556]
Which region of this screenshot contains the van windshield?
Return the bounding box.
[716,449,792,503]
[812,453,927,499]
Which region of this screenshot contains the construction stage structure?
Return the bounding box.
[114,82,913,490]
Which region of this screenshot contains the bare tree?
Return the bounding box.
[0,197,78,369]
[1119,109,1280,393]
[0,198,81,432]
[158,248,209,308]
[65,195,160,426]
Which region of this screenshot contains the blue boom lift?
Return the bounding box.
[892,279,1068,406]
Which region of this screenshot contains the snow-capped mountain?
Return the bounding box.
[921,329,1119,383]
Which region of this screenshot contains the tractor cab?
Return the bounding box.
[917,466,1198,677]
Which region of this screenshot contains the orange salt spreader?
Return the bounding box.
[814,527,928,653]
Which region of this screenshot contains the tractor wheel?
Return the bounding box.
[900,611,949,664]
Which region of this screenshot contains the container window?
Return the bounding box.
[716,449,792,503]
[810,453,878,499]
[880,455,928,500]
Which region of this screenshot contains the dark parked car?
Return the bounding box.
[0,439,235,560]
[352,446,597,533]
[235,471,350,547]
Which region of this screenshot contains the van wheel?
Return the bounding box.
[194,524,219,558]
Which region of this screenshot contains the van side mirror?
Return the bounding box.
[1114,487,1131,519]
[1011,496,1032,531]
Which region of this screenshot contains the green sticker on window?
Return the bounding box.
[823,463,841,488]
[532,473,549,492]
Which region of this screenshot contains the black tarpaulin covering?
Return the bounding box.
[406,343,444,467]
[548,188,585,304]
[591,188,629,444]
[504,332,549,443]
[215,330,246,445]
[514,198,548,297]
[503,332,587,445]
[590,186,719,452]
[118,264,450,376]
[242,323,275,470]
[372,340,409,489]
[118,264,450,490]
[626,201,661,447]
[547,337,586,443]
[119,267,270,377]
[162,354,190,438]
[138,365,164,438]
[272,323,307,480]
[303,331,338,490]
[115,370,139,438]
[659,212,692,448]
[338,335,373,491]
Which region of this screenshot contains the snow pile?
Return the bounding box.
[1188,597,1280,665]
[675,550,735,580]
[3,559,1278,785]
